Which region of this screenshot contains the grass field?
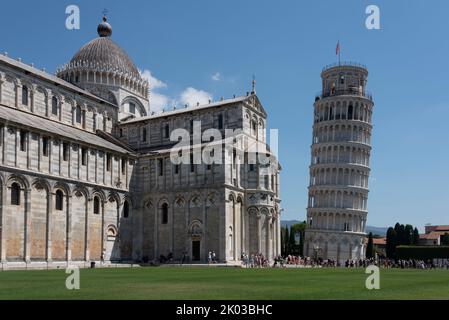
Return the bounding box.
[0,267,448,300]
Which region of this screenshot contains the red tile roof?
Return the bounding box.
[434,226,449,232]
[373,238,386,245]
[420,232,443,240]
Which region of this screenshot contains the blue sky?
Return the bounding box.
[1,0,448,230]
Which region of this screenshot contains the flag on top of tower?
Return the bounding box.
[336,41,340,56]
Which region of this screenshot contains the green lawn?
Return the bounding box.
[0,267,448,300]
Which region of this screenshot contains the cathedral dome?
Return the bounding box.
[69,37,141,79]
[57,16,146,86]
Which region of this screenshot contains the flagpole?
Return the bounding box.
[336,41,341,66]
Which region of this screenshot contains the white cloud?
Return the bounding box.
[139,69,213,113]
[150,92,172,113]
[139,69,171,113]
[180,87,213,107]
[140,69,167,90]
[212,72,221,81]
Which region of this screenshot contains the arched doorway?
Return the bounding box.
[192,236,201,261]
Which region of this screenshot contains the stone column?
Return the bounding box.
[103,153,106,185]
[266,215,271,260]
[71,106,76,126]
[93,112,97,131]
[245,209,250,253]
[58,139,63,176]
[116,202,121,260]
[276,216,281,257]
[154,205,158,260]
[240,201,244,256]
[257,213,261,254]
[101,200,105,263]
[2,126,6,165]
[48,137,53,174]
[26,131,31,169]
[203,204,208,262]
[0,76,3,104]
[14,83,20,108]
[66,195,72,262]
[77,147,81,180]
[37,134,42,172]
[67,143,71,178]
[30,87,35,113]
[45,91,50,117]
[59,100,63,122]
[0,184,7,262]
[86,148,90,181]
[232,201,236,261]
[46,192,53,262]
[24,188,31,263]
[219,201,227,262]
[84,197,91,261]
[14,129,19,167]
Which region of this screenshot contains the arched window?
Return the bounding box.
[22,86,29,106]
[161,203,168,224]
[52,96,58,115]
[11,183,21,205]
[55,190,64,211]
[251,120,257,136]
[123,200,130,218]
[348,105,353,120]
[20,130,27,152]
[218,114,224,130]
[75,105,82,123]
[93,196,100,215]
[129,102,136,114]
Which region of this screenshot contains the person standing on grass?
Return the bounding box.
[181,251,186,265]
[208,251,212,264]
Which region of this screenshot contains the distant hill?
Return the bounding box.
[281,220,305,228]
[281,220,387,236]
[365,226,388,237]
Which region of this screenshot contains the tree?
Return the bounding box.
[283,227,290,255]
[366,232,375,259]
[413,227,420,245]
[398,224,406,245]
[288,226,296,255]
[394,223,402,245]
[290,221,307,256]
[442,233,449,246]
[386,227,397,259]
[280,227,286,255]
[404,224,414,245]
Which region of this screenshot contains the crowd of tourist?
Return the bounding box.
[241,253,270,268]
[151,251,449,270]
[270,255,449,269]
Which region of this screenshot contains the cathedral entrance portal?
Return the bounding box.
[192,240,201,261]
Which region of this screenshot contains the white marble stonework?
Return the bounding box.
[304,63,374,263]
[0,17,281,268]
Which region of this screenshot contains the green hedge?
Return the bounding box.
[396,246,449,259]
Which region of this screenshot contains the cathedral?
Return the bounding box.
[0,17,281,269]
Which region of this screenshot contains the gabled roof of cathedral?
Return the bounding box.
[121,94,267,124]
[0,54,116,107]
[0,105,134,155]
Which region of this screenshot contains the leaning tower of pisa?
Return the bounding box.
[304,63,374,263]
